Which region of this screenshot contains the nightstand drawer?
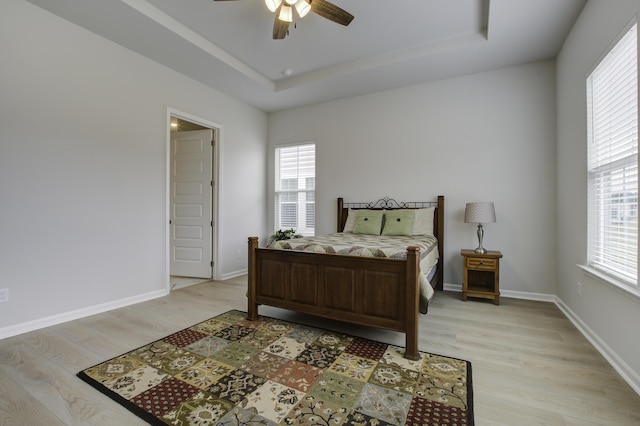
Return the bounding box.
[466,258,496,270]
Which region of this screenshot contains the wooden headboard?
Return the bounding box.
[336,195,445,291]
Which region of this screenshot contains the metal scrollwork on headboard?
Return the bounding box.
[368,196,407,208]
[345,196,436,209]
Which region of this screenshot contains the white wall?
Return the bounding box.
[556,0,640,390]
[0,0,267,335]
[268,61,558,295]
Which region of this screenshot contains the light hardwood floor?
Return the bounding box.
[1,276,639,425]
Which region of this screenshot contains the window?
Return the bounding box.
[274,143,315,236]
[587,22,638,287]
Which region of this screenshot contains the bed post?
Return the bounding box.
[337,197,344,232]
[247,237,258,320]
[436,195,445,291]
[405,246,421,360]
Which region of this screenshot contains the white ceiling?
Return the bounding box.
[25,0,586,112]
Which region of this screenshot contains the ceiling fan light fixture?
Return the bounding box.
[265,0,282,13]
[218,0,353,39]
[278,4,293,22]
[294,0,310,18]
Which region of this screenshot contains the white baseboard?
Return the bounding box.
[219,269,247,281]
[0,289,168,340]
[555,297,640,395]
[443,283,640,396]
[443,283,556,302]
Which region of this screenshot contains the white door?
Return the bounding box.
[170,129,213,278]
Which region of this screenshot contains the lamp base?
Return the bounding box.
[475,223,487,254]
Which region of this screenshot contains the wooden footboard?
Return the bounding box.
[247,237,422,360]
[247,195,444,360]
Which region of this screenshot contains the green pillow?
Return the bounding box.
[381,210,415,236]
[352,210,384,235]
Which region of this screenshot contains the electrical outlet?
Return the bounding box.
[0,288,8,303]
[577,282,582,296]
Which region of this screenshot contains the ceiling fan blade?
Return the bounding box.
[309,0,354,26]
[273,9,290,39]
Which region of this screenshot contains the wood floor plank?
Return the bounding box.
[0,371,66,426]
[16,329,109,376]
[478,393,568,426]
[0,341,145,425]
[0,277,638,425]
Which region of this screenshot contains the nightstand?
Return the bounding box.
[461,249,503,305]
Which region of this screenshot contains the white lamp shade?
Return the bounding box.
[294,0,310,17]
[265,0,282,12]
[278,4,293,22]
[464,202,496,224]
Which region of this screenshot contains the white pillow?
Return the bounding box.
[342,208,358,233]
[411,207,435,236]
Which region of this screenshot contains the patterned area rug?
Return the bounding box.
[77,310,473,425]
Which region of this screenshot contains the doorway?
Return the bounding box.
[167,110,220,290]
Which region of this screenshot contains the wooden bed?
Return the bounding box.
[247,195,444,360]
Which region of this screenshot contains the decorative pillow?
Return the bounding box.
[381,210,415,236]
[342,209,358,233]
[411,207,435,236]
[352,210,384,235]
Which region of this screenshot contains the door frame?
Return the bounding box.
[165,107,221,290]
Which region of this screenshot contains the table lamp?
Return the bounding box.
[464,201,496,254]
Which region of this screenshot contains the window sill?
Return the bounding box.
[577,264,640,303]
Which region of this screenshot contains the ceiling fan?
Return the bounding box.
[214,0,354,39]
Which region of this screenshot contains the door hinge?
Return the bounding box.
[210,261,214,267]
[211,220,213,227]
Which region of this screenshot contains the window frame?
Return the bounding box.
[583,18,640,299]
[274,142,316,237]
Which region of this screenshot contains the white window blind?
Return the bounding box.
[587,22,638,286]
[274,143,315,236]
